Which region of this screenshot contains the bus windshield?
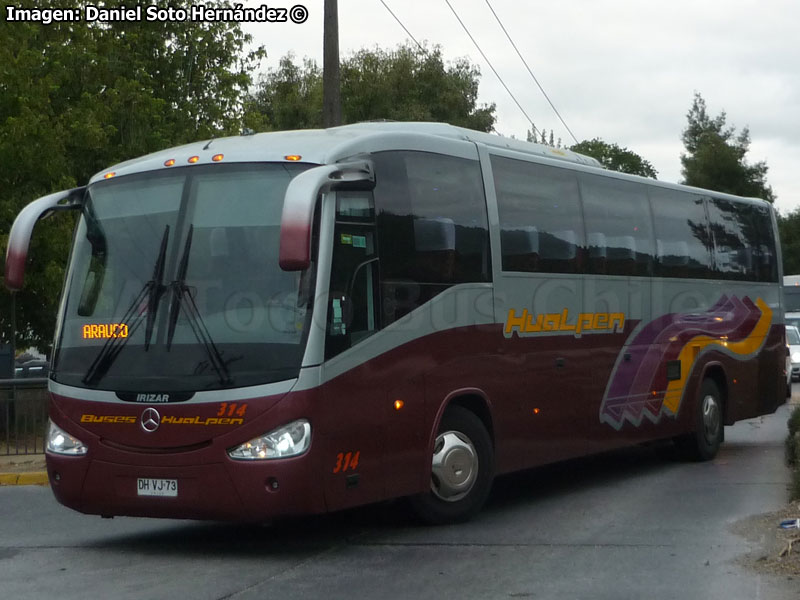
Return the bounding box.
[52,162,314,392]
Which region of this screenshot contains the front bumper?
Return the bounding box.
[46,445,325,521]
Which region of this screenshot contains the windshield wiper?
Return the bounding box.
[165,225,193,350]
[82,225,170,386]
[166,226,233,386]
[144,225,170,349]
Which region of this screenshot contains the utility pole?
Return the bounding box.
[322,0,341,127]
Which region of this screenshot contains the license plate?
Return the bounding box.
[137,478,178,497]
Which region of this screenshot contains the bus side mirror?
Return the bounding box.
[279,160,374,271]
[4,187,85,291]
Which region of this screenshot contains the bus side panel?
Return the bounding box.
[582,276,653,454]
[755,324,787,417]
[493,273,655,470]
[578,280,780,448]
[317,324,506,509]
[317,356,399,512]
[492,274,591,471]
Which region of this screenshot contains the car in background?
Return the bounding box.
[13,359,49,379]
[787,325,800,383]
[786,311,800,332]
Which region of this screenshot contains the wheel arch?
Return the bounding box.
[410,388,496,524]
[433,388,495,449]
[699,362,728,425]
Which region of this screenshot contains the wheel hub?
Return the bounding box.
[430,430,478,502]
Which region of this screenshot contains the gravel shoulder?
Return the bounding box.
[731,500,800,576]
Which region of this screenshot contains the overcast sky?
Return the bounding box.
[241,0,800,213]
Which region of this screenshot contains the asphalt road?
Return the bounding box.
[1,404,797,600]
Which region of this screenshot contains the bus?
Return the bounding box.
[4,122,787,524]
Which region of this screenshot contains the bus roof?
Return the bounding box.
[86,121,774,210]
[88,121,603,184]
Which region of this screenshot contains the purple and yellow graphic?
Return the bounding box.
[600,295,772,430]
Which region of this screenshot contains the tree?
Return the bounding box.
[569,139,657,178]
[244,54,324,132]
[0,0,264,352]
[526,127,562,148]
[680,93,774,201]
[246,44,496,132]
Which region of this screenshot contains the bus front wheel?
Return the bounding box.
[410,406,494,524]
[676,378,723,461]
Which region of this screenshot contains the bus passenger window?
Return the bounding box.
[707,197,777,282]
[412,217,457,282]
[751,206,778,282]
[708,197,754,280]
[501,226,539,272]
[649,188,712,279]
[606,236,637,275]
[492,155,584,274]
[656,240,690,278]
[371,150,490,326]
[540,229,578,272]
[579,173,653,277]
[587,232,607,274]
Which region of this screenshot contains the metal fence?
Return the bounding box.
[0,379,48,455]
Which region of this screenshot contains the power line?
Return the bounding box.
[442,0,541,139]
[377,0,426,52]
[484,0,579,145]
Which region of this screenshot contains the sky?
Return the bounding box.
[240,0,800,214]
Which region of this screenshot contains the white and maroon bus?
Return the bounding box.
[4,122,787,523]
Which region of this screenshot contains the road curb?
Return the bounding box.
[0,472,49,486]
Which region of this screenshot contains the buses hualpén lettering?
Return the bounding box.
[504,308,625,338]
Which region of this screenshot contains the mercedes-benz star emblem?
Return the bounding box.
[140,407,161,433]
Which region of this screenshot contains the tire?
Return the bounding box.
[675,378,724,462]
[409,406,494,525]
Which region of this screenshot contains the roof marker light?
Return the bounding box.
[188,156,200,164]
[212,154,224,162]
[103,172,116,179]
[285,155,302,161]
[164,159,176,167]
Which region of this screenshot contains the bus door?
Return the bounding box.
[319,191,385,510]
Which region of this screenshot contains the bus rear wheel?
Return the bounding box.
[410,406,494,524]
[676,378,723,461]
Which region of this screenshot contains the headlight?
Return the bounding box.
[46,420,88,456]
[792,352,800,363]
[227,419,311,460]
